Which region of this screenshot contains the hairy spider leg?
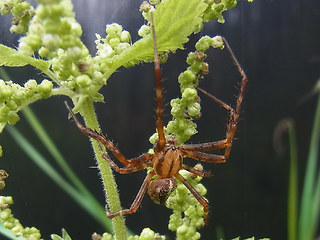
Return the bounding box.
[175,172,209,224]
[106,170,156,218]
[98,144,153,174]
[180,37,248,162]
[150,12,166,150]
[64,101,152,168]
[182,164,211,177]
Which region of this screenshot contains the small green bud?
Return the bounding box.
[138,25,151,37]
[50,5,64,17]
[109,37,120,49]
[70,21,83,37]
[178,70,196,85]
[106,23,123,37]
[195,183,207,196]
[12,225,24,237]
[190,61,203,73]
[212,35,224,49]
[100,232,113,240]
[120,30,131,42]
[67,46,83,60]
[38,79,53,98]
[140,228,155,240]
[0,85,13,98]
[38,47,50,58]
[8,112,20,125]
[76,74,91,87]
[184,125,197,139]
[149,132,158,145]
[188,102,201,117]
[4,220,14,229]
[24,80,38,90]
[26,34,42,51]
[0,145,2,157]
[0,105,10,116]
[18,39,34,56]
[0,208,11,220]
[0,196,13,206]
[181,88,197,103]
[186,52,195,65]
[195,36,213,52]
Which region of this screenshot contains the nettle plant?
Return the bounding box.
[0,0,257,239]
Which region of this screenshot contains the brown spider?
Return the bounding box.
[65,13,247,224]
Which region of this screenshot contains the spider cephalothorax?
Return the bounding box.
[65,12,247,224]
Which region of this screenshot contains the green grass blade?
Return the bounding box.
[298,87,320,240]
[21,107,112,231]
[287,121,298,240]
[312,171,320,237]
[22,107,88,194]
[5,126,113,232]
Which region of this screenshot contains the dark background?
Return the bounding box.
[1,0,320,239]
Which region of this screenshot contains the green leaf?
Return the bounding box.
[0,44,49,72]
[153,0,207,51]
[105,0,208,75]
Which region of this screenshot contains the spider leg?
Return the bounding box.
[175,172,209,224]
[186,37,247,160]
[98,144,153,174]
[151,12,166,150]
[181,139,227,152]
[181,150,226,163]
[182,164,211,177]
[106,170,156,218]
[65,101,151,167]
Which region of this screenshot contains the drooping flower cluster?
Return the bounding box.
[0,196,43,240]
[166,36,224,145]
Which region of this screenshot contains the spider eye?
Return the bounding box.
[147,178,177,204]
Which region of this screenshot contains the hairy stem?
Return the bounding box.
[79,98,127,240]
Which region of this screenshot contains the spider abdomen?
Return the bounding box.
[147,177,177,204]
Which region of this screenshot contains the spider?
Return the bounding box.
[65,13,247,224]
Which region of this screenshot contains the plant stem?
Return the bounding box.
[79,98,127,240]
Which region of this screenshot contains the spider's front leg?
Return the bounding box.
[64,101,151,168]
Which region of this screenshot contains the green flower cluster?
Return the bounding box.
[202,0,238,24]
[166,35,224,145]
[0,79,53,126]
[18,0,83,58]
[0,196,42,240]
[95,24,131,61]
[90,228,165,240]
[128,228,165,240]
[94,23,133,69]
[166,168,207,240]
[0,0,35,34]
